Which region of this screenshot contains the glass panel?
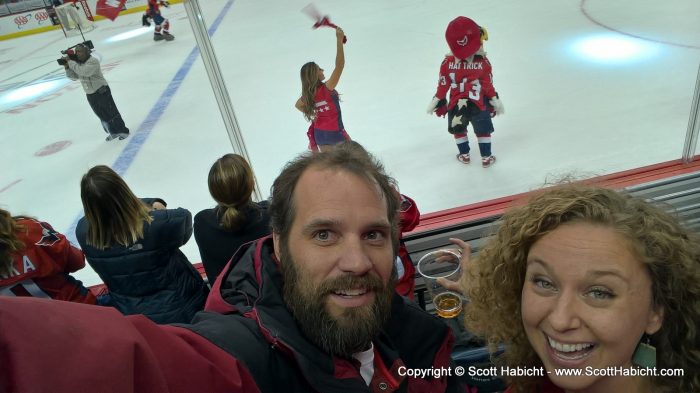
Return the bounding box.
[1,0,698,286]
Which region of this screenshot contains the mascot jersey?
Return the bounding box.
[434,54,497,111]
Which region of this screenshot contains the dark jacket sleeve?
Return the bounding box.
[0,297,260,393]
[153,207,193,249]
[141,197,167,208]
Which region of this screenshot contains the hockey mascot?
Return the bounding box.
[427,17,504,168]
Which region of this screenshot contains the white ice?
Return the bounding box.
[1,0,699,285]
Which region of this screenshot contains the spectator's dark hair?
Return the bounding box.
[269,141,400,252]
[208,154,256,231]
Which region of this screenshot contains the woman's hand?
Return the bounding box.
[336,27,345,42]
[435,238,470,294]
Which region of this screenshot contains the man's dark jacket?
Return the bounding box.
[188,236,462,393]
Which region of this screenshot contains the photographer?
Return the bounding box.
[62,43,130,141]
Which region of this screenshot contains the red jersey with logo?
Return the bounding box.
[434,54,497,111]
[0,218,96,304]
[312,84,344,132]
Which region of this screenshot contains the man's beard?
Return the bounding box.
[280,244,396,358]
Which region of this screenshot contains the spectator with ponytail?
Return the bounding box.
[194,154,271,283]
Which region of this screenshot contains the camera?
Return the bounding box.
[57,40,94,66]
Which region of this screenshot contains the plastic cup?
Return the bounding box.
[416,249,463,318]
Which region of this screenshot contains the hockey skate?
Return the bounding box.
[163,32,174,41]
[154,33,164,41]
[481,156,496,168]
[105,133,129,142]
[456,153,470,164]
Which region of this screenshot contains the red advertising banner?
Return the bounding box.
[95,0,126,21]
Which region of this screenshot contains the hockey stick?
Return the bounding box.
[301,3,347,43]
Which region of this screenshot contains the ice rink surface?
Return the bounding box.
[1,0,699,285]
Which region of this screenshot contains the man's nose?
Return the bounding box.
[336,237,373,275]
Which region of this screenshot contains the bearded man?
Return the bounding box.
[0,142,461,393]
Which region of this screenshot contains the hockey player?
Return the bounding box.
[147,0,173,41]
[427,16,505,168]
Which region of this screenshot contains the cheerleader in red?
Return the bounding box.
[296,27,350,152]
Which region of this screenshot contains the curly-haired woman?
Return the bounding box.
[449,184,699,393]
[295,27,350,152]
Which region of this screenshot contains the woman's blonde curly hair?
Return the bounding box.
[462,183,700,393]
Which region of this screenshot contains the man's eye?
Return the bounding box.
[364,230,385,241]
[313,230,330,241]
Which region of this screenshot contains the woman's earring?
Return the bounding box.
[632,334,656,368]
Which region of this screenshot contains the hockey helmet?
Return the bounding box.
[445,16,482,60]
